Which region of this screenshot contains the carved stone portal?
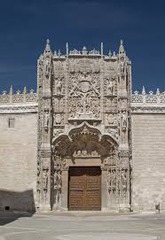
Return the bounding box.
[37,41,132,212]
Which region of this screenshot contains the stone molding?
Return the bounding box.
[131,88,165,113]
[0,88,38,113]
[0,103,38,113]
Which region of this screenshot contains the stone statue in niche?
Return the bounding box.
[45,59,51,77]
[56,78,62,94]
[54,170,62,204]
[107,79,114,95]
[44,109,49,130]
[121,110,127,131]
[121,99,127,109]
[119,57,126,74]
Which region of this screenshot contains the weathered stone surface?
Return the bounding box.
[0,112,38,211]
[132,114,165,211]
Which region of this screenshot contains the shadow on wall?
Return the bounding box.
[0,189,35,225]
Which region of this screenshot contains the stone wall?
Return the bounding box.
[131,90,165,211]
[0,89,38,212]
[0,85,165,212]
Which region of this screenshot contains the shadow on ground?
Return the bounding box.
[0,189,35,225]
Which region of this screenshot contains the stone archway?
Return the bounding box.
[51,123,129,211]
[51,123,118,209]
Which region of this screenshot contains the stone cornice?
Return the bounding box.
[131,91,165,114]
[0,103,38,113]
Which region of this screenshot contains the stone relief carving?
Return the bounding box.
[106,113,118,126]
[56,77,63,95]
[104,98,118,112]
[44,109,49,130]
[68,70,100,119]
[53,113,64,126]
[54,168,62,205]
[45,58,51,78]
[104,74,116,96]
[107,168,116,194]
[53,129,63,140]
[36,41,133,211]
[121,169,127,194]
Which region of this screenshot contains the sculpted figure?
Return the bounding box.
[121,110,127,130]
[107,80,113,95]
[44,110,49,130]
[54,170,62,204]
[56,78,62,94]
[108,169,116,193]
[121,169,127,192]
[45,59,50,77]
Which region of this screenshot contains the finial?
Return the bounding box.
[119,39,125,54]
[58,49,61,56]
[44,39,51,53]
[142,86,146,94]
[66,42,69,57]
[101,42,103,57]
[108,50,112,57]
[23,86,27,94]
[9,85,13,95]
[82,46,87,55]
[156,88,160,95]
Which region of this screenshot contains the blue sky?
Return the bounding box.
[0,0,165,93]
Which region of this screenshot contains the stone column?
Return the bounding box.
[118,150,131,211]
[101,167,108,211]
[61,167,69,211]
[39,150,52,212]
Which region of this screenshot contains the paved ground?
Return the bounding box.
[0,212,165,240]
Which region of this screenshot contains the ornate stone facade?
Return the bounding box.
[0,40,165,212]
[36,40,132,211]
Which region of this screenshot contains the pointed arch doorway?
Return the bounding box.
[52,123,120,211]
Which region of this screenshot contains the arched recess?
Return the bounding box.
[52,122,118,160]
[51,122,130,211]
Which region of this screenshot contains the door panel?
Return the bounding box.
[68,167,101,210]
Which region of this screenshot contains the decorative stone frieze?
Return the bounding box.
[131,88,165,113]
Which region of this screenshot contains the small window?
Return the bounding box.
[8,118,15,128]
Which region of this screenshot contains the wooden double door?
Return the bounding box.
[68,167,101,210]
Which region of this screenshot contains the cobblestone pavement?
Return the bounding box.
[0,212,165,240]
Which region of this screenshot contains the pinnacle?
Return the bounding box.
[119,39,125,54]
